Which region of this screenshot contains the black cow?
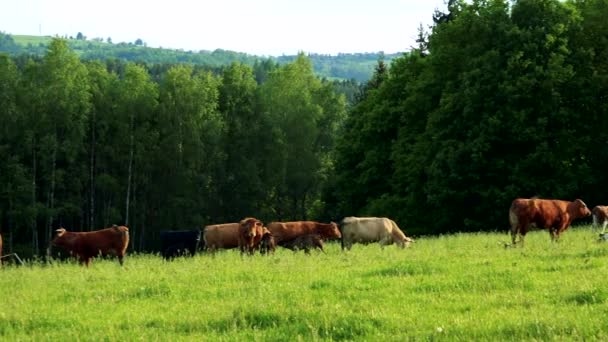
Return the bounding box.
[160,230,201,259]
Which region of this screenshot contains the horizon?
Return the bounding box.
[1,0,446,56]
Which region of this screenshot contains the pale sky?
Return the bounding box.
[1,0,447,56]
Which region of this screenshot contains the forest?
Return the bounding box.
[1,0,607,256]
[0,32,396,82]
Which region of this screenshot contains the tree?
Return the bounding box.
[156,64,223,229]
[113,63,158,249]
[260,54,346,220]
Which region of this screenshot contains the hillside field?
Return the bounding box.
[1,226,607,340]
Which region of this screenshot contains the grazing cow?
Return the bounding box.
[340,217,414,250]
[509,198,591,245]
[267,221,341,245]
[160,229,201,259]
[281,234,325,254]
[592,205,608,234]
[258,228,276,255]
[51,225,130,266]
[238,217,265,255]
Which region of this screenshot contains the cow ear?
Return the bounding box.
[55,228,66,236]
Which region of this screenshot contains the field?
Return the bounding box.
[1,226,608,341]
[11,35,53,46]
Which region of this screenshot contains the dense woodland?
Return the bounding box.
[0,32,396,82]
[1,0,608,256]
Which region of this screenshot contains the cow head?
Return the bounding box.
[319,222,342,240]
[55,228,67,237]
[240,217,263,238]
[573,199,592,218]
[51,227,73,248]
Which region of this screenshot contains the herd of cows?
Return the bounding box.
[1,197,608,267]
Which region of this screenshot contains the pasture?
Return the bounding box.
[1,226,608,340]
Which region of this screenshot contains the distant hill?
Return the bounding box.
[0,33,402,82]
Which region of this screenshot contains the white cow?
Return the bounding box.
[340,217,414,250]
[592,205,608,234]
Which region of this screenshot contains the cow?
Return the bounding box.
[509,198,591,245]
[340,217,414,250]
[280,234,325,254]
[160,229,201,260]
[258,228,276,255]
[204,218,265,253]
[203,223,240,252]
[238,217,265,255]
[51,225,130,266]
[267,221,341,245]
[592,205,608,234]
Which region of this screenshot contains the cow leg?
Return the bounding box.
[593,215,599,231]
[602,220,608,234]
[118,254,125,266]
[550,228,560,242]
[510,225,519,245]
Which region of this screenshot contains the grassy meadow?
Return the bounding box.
[1,226,608,341]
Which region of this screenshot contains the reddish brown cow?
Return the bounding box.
[258,228,276,255]
[592,205,608,234]
[52,225,130,266]
[509,198,591,245]
[267,221,341,245]
[237,217,265,255]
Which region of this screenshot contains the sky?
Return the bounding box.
[1,0,447,56]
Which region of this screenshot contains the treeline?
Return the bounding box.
[327,0,608,235]
[0,33,399,82]
[0,39,346,256]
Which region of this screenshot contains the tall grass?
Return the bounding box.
[1,226,607,340]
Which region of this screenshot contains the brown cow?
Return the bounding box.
[267,221,341,245]
[203,223,240,252]
[258,228,276,255]
[509,198,591,245]
[281,234,325,254]
[204,218,265,253]
[51,225,130,266]
[238,217,265,255]
[592,205,608,234]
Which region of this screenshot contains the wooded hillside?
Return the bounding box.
[1,0,607,256]
[0,33,398,82]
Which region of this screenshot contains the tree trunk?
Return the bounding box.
[31,139,38,255]
[46,138,57,250]
[89,110,96,230]
[125,114,134,226]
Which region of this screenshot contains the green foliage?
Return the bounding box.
[330,0,608,234]
[0,38,347,254]
[1,228,608,340]
[2,33,397,82]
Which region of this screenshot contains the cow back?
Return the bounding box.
[341,217,390,242]
[268,221,338,244]
[203,223,240,250]
[160,230,201,258]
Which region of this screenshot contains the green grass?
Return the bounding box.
[2,226,608,340]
